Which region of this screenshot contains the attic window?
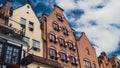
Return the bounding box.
[26,12,29,14]
[29,21,34,31]
[56,14,63,22]
[27,5,30,9]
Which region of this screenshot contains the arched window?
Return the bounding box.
[86,48,90,55]
[62,27,69,36]
[59,38,65,46]
[56,14,63,22]
[84,60,91,68]
[60,52,67,62]
[49,33,57,43]
[53,22,60,31]
[68,42,73,50]
[49,48,58,60]
[93,63,96,68]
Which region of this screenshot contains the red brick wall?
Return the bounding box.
[77,32,100,68]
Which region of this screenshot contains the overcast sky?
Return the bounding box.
[0,0,120,58]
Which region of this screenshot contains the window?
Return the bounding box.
[59,38,65,46]
[20,18,26,26]
[68,42,73,50]
[84,60,91,68]
[53,23,60,31]
[5,46,19,64]
[49,34,57,43]
[60,52,67,61]
[50,49,58,60]
[86,49,90,55]
[32,40,40,51]
[62,28,69,36]
[29,21,34,31]
[93,63,96,68]
[56,14,63,22]
[0,43,3,56]
[70,56,76,64]
[23,37,29,44]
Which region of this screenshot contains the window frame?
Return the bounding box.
[68,42,73,50]
[53,23,60,31]
[23,36,30,45]
[49,34,57,43]
[84,60,91,68]
[62,28,69,36]
[56,14,63,22]
[60,52,67,61]
[20,17,26,26]
[59,38,65,46]
[29,21,34,31]
[32,39,40,51]
[86,48,90,55]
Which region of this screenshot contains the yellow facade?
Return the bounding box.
[8,3,43,57]
[27,62,55,68]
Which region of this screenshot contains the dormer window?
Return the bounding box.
[53,23,60,31]
[49,34,58,43]
[29,21,34,31]
[56,14,63,22]
[62,28,69,36]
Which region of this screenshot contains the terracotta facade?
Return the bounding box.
[110,55,120,68]
[76,32,100,68]
[0,0,9,25]
[41,5,80,68]
[98,52,112,68]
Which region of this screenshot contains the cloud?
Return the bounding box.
[118,55,120,59]
[56,0,120,56]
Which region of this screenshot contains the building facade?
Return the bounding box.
[110,55,120,68]
[76,32,100,68]
[7,1,63,68]
[98,52,112,68]
[40,5,80,68]
[0,0,9,25]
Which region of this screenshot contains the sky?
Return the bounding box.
[0,0,120,58]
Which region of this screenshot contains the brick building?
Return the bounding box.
[110,55,120,68]
[0,0,9,25]
[76,32,100,68]
[40,5,80,68]
[98,52,112,68]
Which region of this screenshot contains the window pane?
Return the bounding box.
[23,37,29,44]
[20,18,26,25]
[12,48,19,64]
[93,63,96,68]
[50,49,56,56]
[29,21,34,28]
[60,53,66,60]
[32,40,40,48]
[5,46,13,63]
[0,43,3,56]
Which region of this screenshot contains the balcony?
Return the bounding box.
[0,24,27,46]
